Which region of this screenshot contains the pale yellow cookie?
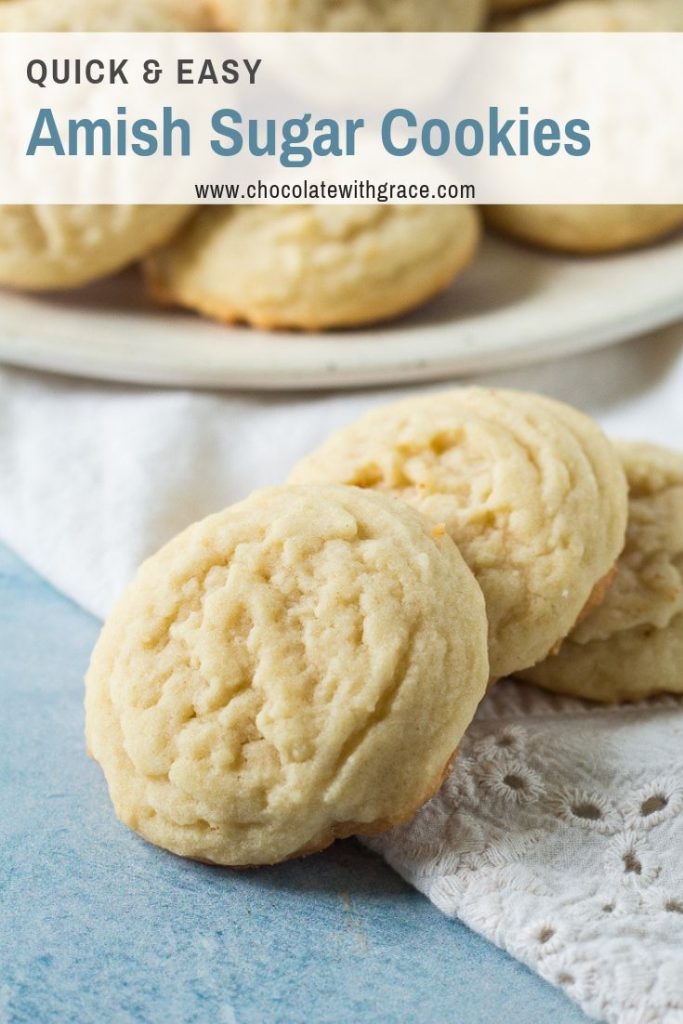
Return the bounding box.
[520,442,683,702]
[289,388,628,679]
[486,0,683,254]
[208,0,487,31]
[486,206,683,256]
[0,0,210,290]
[0,207,194,291]
[85,484,489,867]
[145,205,481,330]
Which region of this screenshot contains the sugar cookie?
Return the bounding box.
[145,205,481,330]
[485,206,683,257]
[520,442,683,702]
[289,388,628,679]
[0,206,193,291]
[208,0,487,32]
[0,0,209,290]
[486,0,683,254]
[85,484,489,866]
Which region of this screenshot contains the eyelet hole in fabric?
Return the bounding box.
[571,802,602,821]
[495,733,516,750]
[641,795,668,816]
[503,773,525,791]
[623,852,642,875]
[537,927,555,944]
[665,900,683,914]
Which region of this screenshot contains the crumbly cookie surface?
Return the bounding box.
[521,442,683,702]
[208,0,486,31]
[486,0,683,254]
[86,484,489,866]
[146,204,481,330]
[0,0,207,289]
[289,388,628,679]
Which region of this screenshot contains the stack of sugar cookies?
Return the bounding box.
[85,387,683,867]
[1,0,681,328]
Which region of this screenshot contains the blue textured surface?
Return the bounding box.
[0,541,590,1024]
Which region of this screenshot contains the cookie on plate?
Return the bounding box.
[208,0,487,31]
[520,442,683,702]
[485,206,683,256]
[289,388,629,679]
[0,0,210,290]
[486,0,683,255]
[86,484,489,867]
[145,205,481,330]
[0,206,194,291]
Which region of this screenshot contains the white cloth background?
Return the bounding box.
[1,323,683,1023]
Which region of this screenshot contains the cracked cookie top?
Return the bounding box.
[85,484,488,866]
[290,388,628,679]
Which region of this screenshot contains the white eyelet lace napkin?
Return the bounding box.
[1,323,683,1024]
[366,683,683,1024]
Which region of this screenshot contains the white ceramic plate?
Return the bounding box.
[1,234,682,391]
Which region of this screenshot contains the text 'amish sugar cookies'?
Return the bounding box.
[85,484,489,867]
[290,388,629,680]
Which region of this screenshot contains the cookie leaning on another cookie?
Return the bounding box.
[86,484,489,867]
[145,205,481,330]
[486,0,683,255]
[208,0,487,31]
[289,388,629,680]
[520,442,683,703]
[0,0,211,290]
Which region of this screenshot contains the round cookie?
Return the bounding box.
[85,484,489,867]
[0,0,210,290]
[486,0,683,255]
[485,206,683,256]
[520,442,683,703]
[208,0,487,32]
[145,205,481,330]
[289,388,629,679]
